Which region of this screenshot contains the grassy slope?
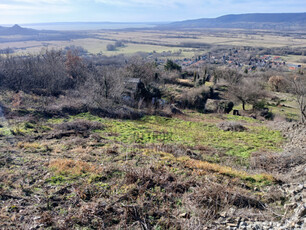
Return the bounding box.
[0,89,299,229]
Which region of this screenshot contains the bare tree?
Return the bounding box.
[38,49,70,95]
[215,67,242,85]
[268,76,287,92]
[125,57,158,86]
[290,75,306,123]
[228,77,266,111]
[83,65,124,107]
[65,49,85,83]
[0,49,73,95]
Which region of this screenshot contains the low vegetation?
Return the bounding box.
[0,38,305,229]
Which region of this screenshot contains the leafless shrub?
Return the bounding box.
[268,75,289,92]
[288,74,306,123]
[180,85,210,110]
[82,65,124,107]
[125,56,159,86]
[160,71,181,84]
[214,67,243,85]
[0,49,75,96]
[228,77,267,111]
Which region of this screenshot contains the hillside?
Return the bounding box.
[0,48,305,229]
[0,24,88,43]
[0,24,39,36]
[161,13,306,30]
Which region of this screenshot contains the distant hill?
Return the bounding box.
[21,22,160,31]
[0,24,89,43]
[160,13,306,30]
[0,24,39,35]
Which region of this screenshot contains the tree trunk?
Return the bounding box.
[242,101,246,111]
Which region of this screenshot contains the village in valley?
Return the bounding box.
[157,49,302,72]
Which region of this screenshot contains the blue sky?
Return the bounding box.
[0,0,305,24]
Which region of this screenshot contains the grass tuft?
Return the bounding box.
[49,159,102,176]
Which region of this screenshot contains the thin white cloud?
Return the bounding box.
[0,2,71,16]
[0,0,72,14]
[8,0,70,4]
[1,0,305,24]
[94,0,205,8]
[95,0,306,8]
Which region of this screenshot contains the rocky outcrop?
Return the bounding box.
[206,183,305,229]
[205,99,234,113]
[282,123,306,151]
[218,121,247,132]
[207,122,306,229]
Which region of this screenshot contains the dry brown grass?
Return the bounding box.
[143,149,275,184]
[184,158,275,183]
[17,142,43,150]
[49,159,102,176]
[17,142,46,151]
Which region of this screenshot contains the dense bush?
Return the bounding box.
[106,44,116,51]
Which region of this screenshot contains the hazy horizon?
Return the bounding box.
[25,22,159,31]
[1,0,306,25]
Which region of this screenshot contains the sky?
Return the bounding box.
[0,0,305,24]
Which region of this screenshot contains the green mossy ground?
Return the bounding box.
[0,109,290,229]
[50,112,283,159]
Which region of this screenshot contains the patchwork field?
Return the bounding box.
[1,29,306,60]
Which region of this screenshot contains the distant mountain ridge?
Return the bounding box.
[161,13,306,30]
[0,24,39,35]
[1,13,305,37]
[0,24,88,43]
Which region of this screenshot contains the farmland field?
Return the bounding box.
[1,29,306,62]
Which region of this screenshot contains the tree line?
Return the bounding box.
[0,48,305,122]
